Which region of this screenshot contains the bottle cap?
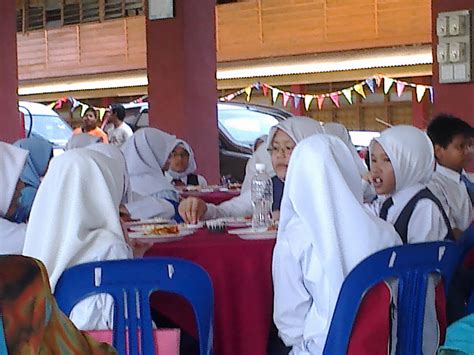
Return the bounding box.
[255,163,266,173]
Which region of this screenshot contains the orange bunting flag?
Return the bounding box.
[262,85,269,96]
[272,89,280,104]
[383,77,394,94]
[342,88,353,104]
[304,95,314,110]
[329,93,340,108]
[244,86,252,102]
[396,81,405,97]
[283,92,290,107]
[354,84,366,99]
[416,85,427,102]
[317,96,325,110]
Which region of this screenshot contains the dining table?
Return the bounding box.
[145,226,276,355]
[179,188,241,205]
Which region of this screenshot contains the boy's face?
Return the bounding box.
[370,141,396,195]
[435,134,472,173]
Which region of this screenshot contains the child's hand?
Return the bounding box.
[363,172,373,184]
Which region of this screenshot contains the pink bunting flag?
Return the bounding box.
[375,75,383,87]
[262,85,269,97]
[283,92,290,107]
[396,81,405,97]
[329,93,340,108]
[317,96,325,110]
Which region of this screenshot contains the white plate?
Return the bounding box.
[228,227,277,240]
[181,221,204,229]
[124,218,171,227]
[128,229,194,243]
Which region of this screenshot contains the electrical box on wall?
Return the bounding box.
[436,10,473,83]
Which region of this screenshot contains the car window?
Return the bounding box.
[24,114,72,146]
[218,108,278,147]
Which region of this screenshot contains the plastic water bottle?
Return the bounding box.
[251,163,273,230]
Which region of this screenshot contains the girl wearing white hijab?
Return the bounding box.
[22,149,137,330]
[121,128,180,221]
[367,125,451,243]
[0,142,28,254]
[165,139,207,187]
[179,117,325,223]
[273,134,401,354]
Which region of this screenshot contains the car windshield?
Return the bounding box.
[24,114,72,146]
[218,108,278,147]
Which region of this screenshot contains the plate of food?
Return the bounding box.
[227,226,277,240]
[128,224,194,243]
[124,217,171,227]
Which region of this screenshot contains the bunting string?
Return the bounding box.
[47,96,112,121]
[219,74,433,110]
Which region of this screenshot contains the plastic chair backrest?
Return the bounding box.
[54,257,213,355]
[323,242,461,355]
[0,315,7,355]
[458,224,474,315]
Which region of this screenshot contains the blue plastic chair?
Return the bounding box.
[458,224,474,315]
[323,242,461,355]
[54,257,213,355]
[0,315,7,355]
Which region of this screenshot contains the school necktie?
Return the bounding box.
[460,174,474,205]
[379,197,394,221]
[172,178,186,187]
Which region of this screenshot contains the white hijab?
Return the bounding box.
[23,149,127,290]
[0,142,28,217]
[267,116,325,150]
[167,139,198,179]
[324,122,368,177]
[121,128,177,196]
[372,125,435,193]
[276,135,400,348]
[66,133,101,150]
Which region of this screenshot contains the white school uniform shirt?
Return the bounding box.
[166,139,207,187]
[106,121,133,147]
[203,117,325,219]
[23,149,133,330]
[0,142,28,254]
[428,164,473,231]
[273,135,400,355]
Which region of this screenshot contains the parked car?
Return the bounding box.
[19,101,72,155]
[123,101,293,182]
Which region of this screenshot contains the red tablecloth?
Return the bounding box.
[145,228,275,355]
[179,190,240,204]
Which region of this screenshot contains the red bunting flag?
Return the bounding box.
[317,96,325,110]
[329,93,340,108]
[262,85,269,97]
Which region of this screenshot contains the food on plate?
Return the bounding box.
[143,224,179,236]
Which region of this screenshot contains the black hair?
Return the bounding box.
[83,107,97,119]
[426,113,473,148]
[110,103,126,121]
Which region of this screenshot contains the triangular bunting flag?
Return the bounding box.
[429,87,434,103]
[98,108,106,121]
[304,95,314,110]
[317,96,325,110]
[366,79,376,93]
[375,75,383,87]
[294,96,301,109]
[283,92,290,107]
[81,104,89,117]
[329,93,340,108]
[354,84,366,99]
[396,81,405,97]
[244,86,252,102]
[383,77,394,94]
[272,89,280,104]
[262,85,269,97]
[342,88,353,104]
[47,102,56,110]
[254,82,261,91]
[416,85,427,102]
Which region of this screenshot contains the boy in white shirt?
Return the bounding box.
[106,103,133,147]
[427,114,473,238]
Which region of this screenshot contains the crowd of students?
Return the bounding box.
[0,109,473,353]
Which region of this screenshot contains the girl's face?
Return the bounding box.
[169,145,190,173]
[370,141,396,195]
[269,129,296,181]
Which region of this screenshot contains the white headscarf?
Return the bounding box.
[267,116,325,150]
[275,135,400,350]
[121,128,177,196]
[373,125,435,193]
[324,122,368,177]
[66,133,101,150]
[86,143,131,203]
[23,149,127,290]
[167,139,198,180]
[0,142,28,217]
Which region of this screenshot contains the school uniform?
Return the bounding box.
[203,117,325,220]
[166,139,208,188]
[165,171,208,187]
[428,164,473,232]
[23,149,133,330]
[272,135,400,355]
[0,142,28,254]
[122,128,179,221]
